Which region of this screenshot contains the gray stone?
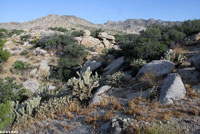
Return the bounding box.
[194,55,200,70]
[177,68,200,84]
[103,57,124,75]
[74,37,82,44]
[136,60,175,79]
[159,73,186,104]
[23,79,40,93]
[81,60,102,72]
[34,47,47,56]
[30,69,38,77]
[90,85,111,105]
[38,60,50,76]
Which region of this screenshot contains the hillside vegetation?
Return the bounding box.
[0,19,200,134]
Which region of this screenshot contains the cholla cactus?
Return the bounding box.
[130,59,147,69]
[161,49,186,65]
[104,71,125,87]
[13,96,41,124]
[67,67,99,101]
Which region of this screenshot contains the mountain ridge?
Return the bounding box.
[0,14,182,34]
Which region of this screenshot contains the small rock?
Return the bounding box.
[23,79,40,93]
[90,85,111,105]
[30,69,38,77]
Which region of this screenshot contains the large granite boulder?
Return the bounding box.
[136,60,175,79]
[103,57,124,75]
[83,30,91,36]
[98,32,115,41]
[159,73,186,104]
[81,36,103,48]
[177,68,200,84]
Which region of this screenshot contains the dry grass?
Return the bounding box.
[84,115,100,124]
[188,106,199,116]
[102,109,114,122]
[173,45,188,55]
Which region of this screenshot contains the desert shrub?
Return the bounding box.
[0,49,10,63]
[0,39,10,63]
[103,71,126,88]
[20,34,31,41]
[13,60,31,71]
[0,28,8,38]
[181,19,200,36]
[51,58,79,80]
[67,67,99,101]
[49,27,68,32]
[91,29,104,38]
[35,34,76,50]
[0,77,30,103]
[13,60,25,71]
[71,30,84,37]
[0,101,13,130]
[8,29,24,37]
[37,34,88,81]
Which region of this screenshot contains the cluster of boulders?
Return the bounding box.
[75,30,116,53]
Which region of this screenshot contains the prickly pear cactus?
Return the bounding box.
[67,67,99,101]
[13,96,41,124]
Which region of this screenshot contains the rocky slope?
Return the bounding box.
[0,14,181,34]
[0,27,199,134]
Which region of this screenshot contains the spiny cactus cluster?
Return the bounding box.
[35,95,72,118]
[67,67,99,101]
[104,71,126,88]
[130,59,147,69]
[161,49,186,65]
[12,96,41,125]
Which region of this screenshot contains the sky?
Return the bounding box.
[1,0,200,24]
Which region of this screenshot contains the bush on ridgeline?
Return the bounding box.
[71,30,84,37]
[49,27,68,32]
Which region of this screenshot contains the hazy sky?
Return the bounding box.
[1,0,200,23]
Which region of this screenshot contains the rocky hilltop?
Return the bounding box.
[0,14,181,34]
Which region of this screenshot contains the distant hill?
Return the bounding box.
[0,14,181,34]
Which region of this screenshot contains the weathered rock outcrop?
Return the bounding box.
[103,57,124,75]
[81,60,102,72]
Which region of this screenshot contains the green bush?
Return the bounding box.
[35,34,76,50]
[8,29,24,37]
[36,34,88,81]
[0,101,13,130]
[0,77,30,103]
[0,39,10,63]
[20,34,31,41]
[49,27,68,32]
[91,29,104,38]
[51,58,79,80]
[13,60,25,71]
[71,30,84,37]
